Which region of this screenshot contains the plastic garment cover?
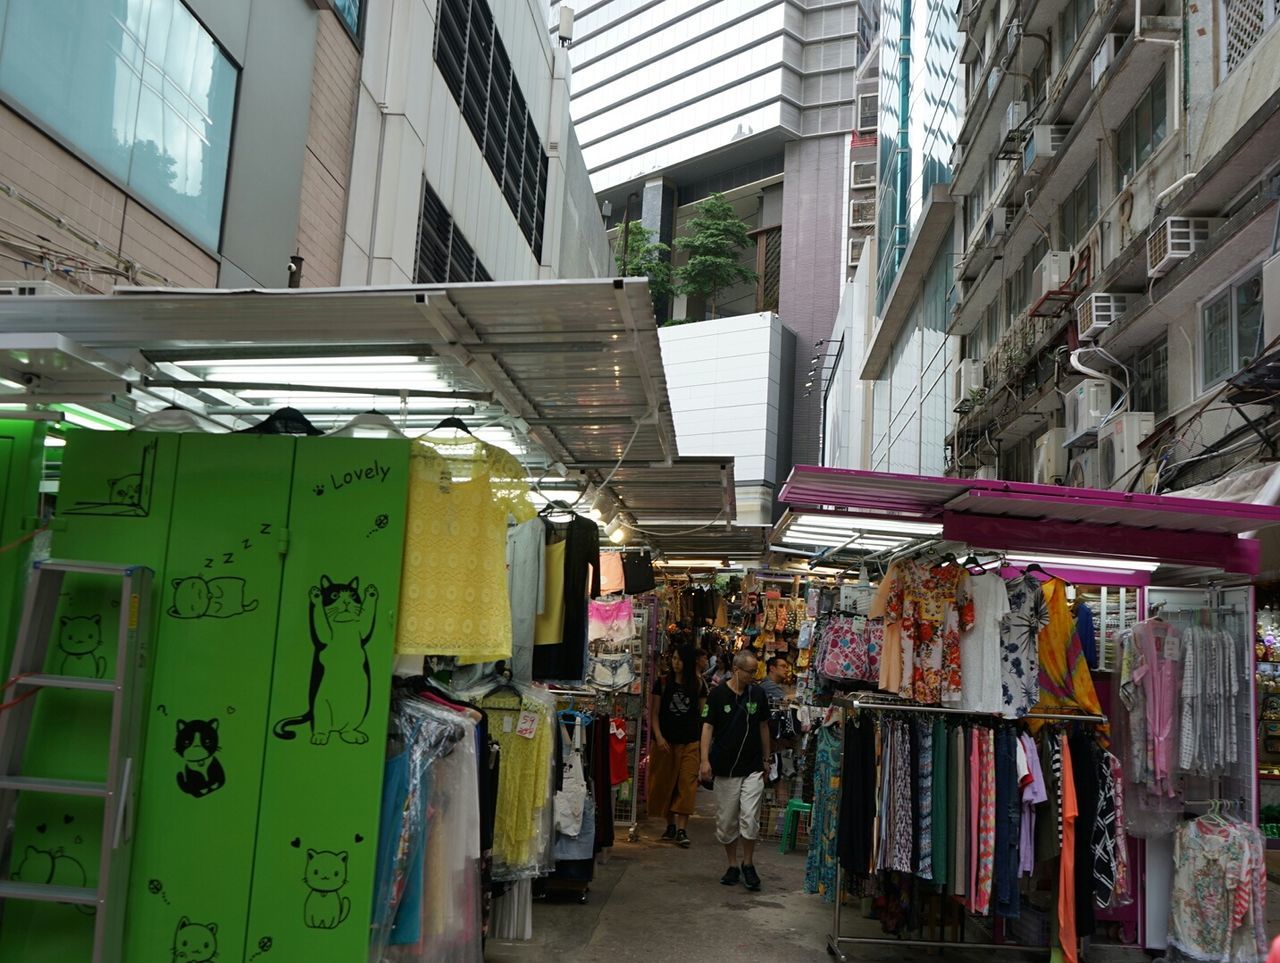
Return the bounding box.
[388,725,482,962]
[371,693,482,963]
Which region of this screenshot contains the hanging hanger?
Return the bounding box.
[236,406,323,436]
[539,498,579,519]
[432,415,474,436]
[134,405,227,434]
[327,410,407,439]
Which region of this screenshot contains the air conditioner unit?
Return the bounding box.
[0,281,73,297]
[851,161,876,188]
[1030,251,1073,303]
[974,465,999,480]
[849,198,875,227]
[1147,217,1224,278]
[1066,450,1099,489]
[983,208,1009,245]
[1076,293,1130,341]
[1098,411,1155,488]
[1003,101,1028,141]
[1034,427,1069,484]
[1074,225,1103,285]
[956,358,984,398]
[1022,125,1070,174]
[1064,378,1110,445]
[1091,34,1125,88]
[848,238,861,266]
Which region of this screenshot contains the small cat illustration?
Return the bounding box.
[58,615,106,678]
[171,917,217,962]
[14,845,92,915]
[273,576,376,746]
[169,576,259,620]
[108,473,141,506]
[175,719,226,798]
[302,849,350,929]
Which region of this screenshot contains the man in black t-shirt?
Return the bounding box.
[700,649,771,891]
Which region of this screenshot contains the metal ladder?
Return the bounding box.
[0,559,153,963]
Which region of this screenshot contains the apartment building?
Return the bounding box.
[0,0,606,302]
[552,0,879,472]
[947,0,1280,494]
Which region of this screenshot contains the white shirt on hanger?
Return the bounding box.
[958,572,1009,714]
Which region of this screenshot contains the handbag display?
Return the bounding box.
[818,613,879,684]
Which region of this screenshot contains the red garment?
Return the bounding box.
[610,717,629,786]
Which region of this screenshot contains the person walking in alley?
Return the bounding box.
[759,655,791,706]
[700,649,771,891]
[649,644,708,848]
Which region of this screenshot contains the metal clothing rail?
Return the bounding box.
[826,697,1107,961]
[835,694,1109,724]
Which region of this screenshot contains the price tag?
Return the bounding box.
[516,709,539,739]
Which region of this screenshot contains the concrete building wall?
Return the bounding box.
[781,134,854,466]
[659,312,796,525]
[343,0,607,286]
[296,14,362,288]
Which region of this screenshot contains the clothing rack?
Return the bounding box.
[826,696,1108,961]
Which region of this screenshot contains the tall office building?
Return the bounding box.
[553,0,879,474]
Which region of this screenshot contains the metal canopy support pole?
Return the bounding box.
[824,697,1106,959]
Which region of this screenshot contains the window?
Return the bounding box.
[434,0,548,260]
[858,92,879,132]
[332,0,362,38]
[0,0,237,250]
[1201,266,1263,387]
[1132,338,1169,416]
[415,178,492,284]
[1059,0,1097,61]
[1060,163,1099,250]
[1114,70,1167,184]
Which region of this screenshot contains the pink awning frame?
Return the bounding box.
[777,466,1280,575]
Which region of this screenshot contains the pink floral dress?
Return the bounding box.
[881,563,974,704]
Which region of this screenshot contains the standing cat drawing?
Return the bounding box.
[272,576,376,746]
[58,615,106,678]
[302,849,351,929]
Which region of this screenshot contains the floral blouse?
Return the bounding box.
[878,562,974,704]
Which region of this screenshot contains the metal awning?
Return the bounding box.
[777,466,1280,575]
[0,281,738,553]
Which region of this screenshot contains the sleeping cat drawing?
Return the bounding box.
[272,575,376,746]
[14,845,93,915]
[169,576,259,620]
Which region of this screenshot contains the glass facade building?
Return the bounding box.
[875,0,961,314]
[867,0,961,474]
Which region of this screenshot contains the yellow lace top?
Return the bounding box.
[482,690,554,873]
[395,436,535,661]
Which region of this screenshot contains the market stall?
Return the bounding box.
[775,467,1280,962]
[0,282,744,963]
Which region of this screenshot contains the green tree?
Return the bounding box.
[674,193,757,320]
[614,221,673,313]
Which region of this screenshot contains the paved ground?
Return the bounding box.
[484,790,1104,963]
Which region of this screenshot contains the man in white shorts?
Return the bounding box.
[700,649,772,891]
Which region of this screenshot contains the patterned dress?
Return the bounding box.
[804,724,843,900]
[1001,576,1050,718]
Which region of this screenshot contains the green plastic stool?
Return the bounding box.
[778,799,812,853]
